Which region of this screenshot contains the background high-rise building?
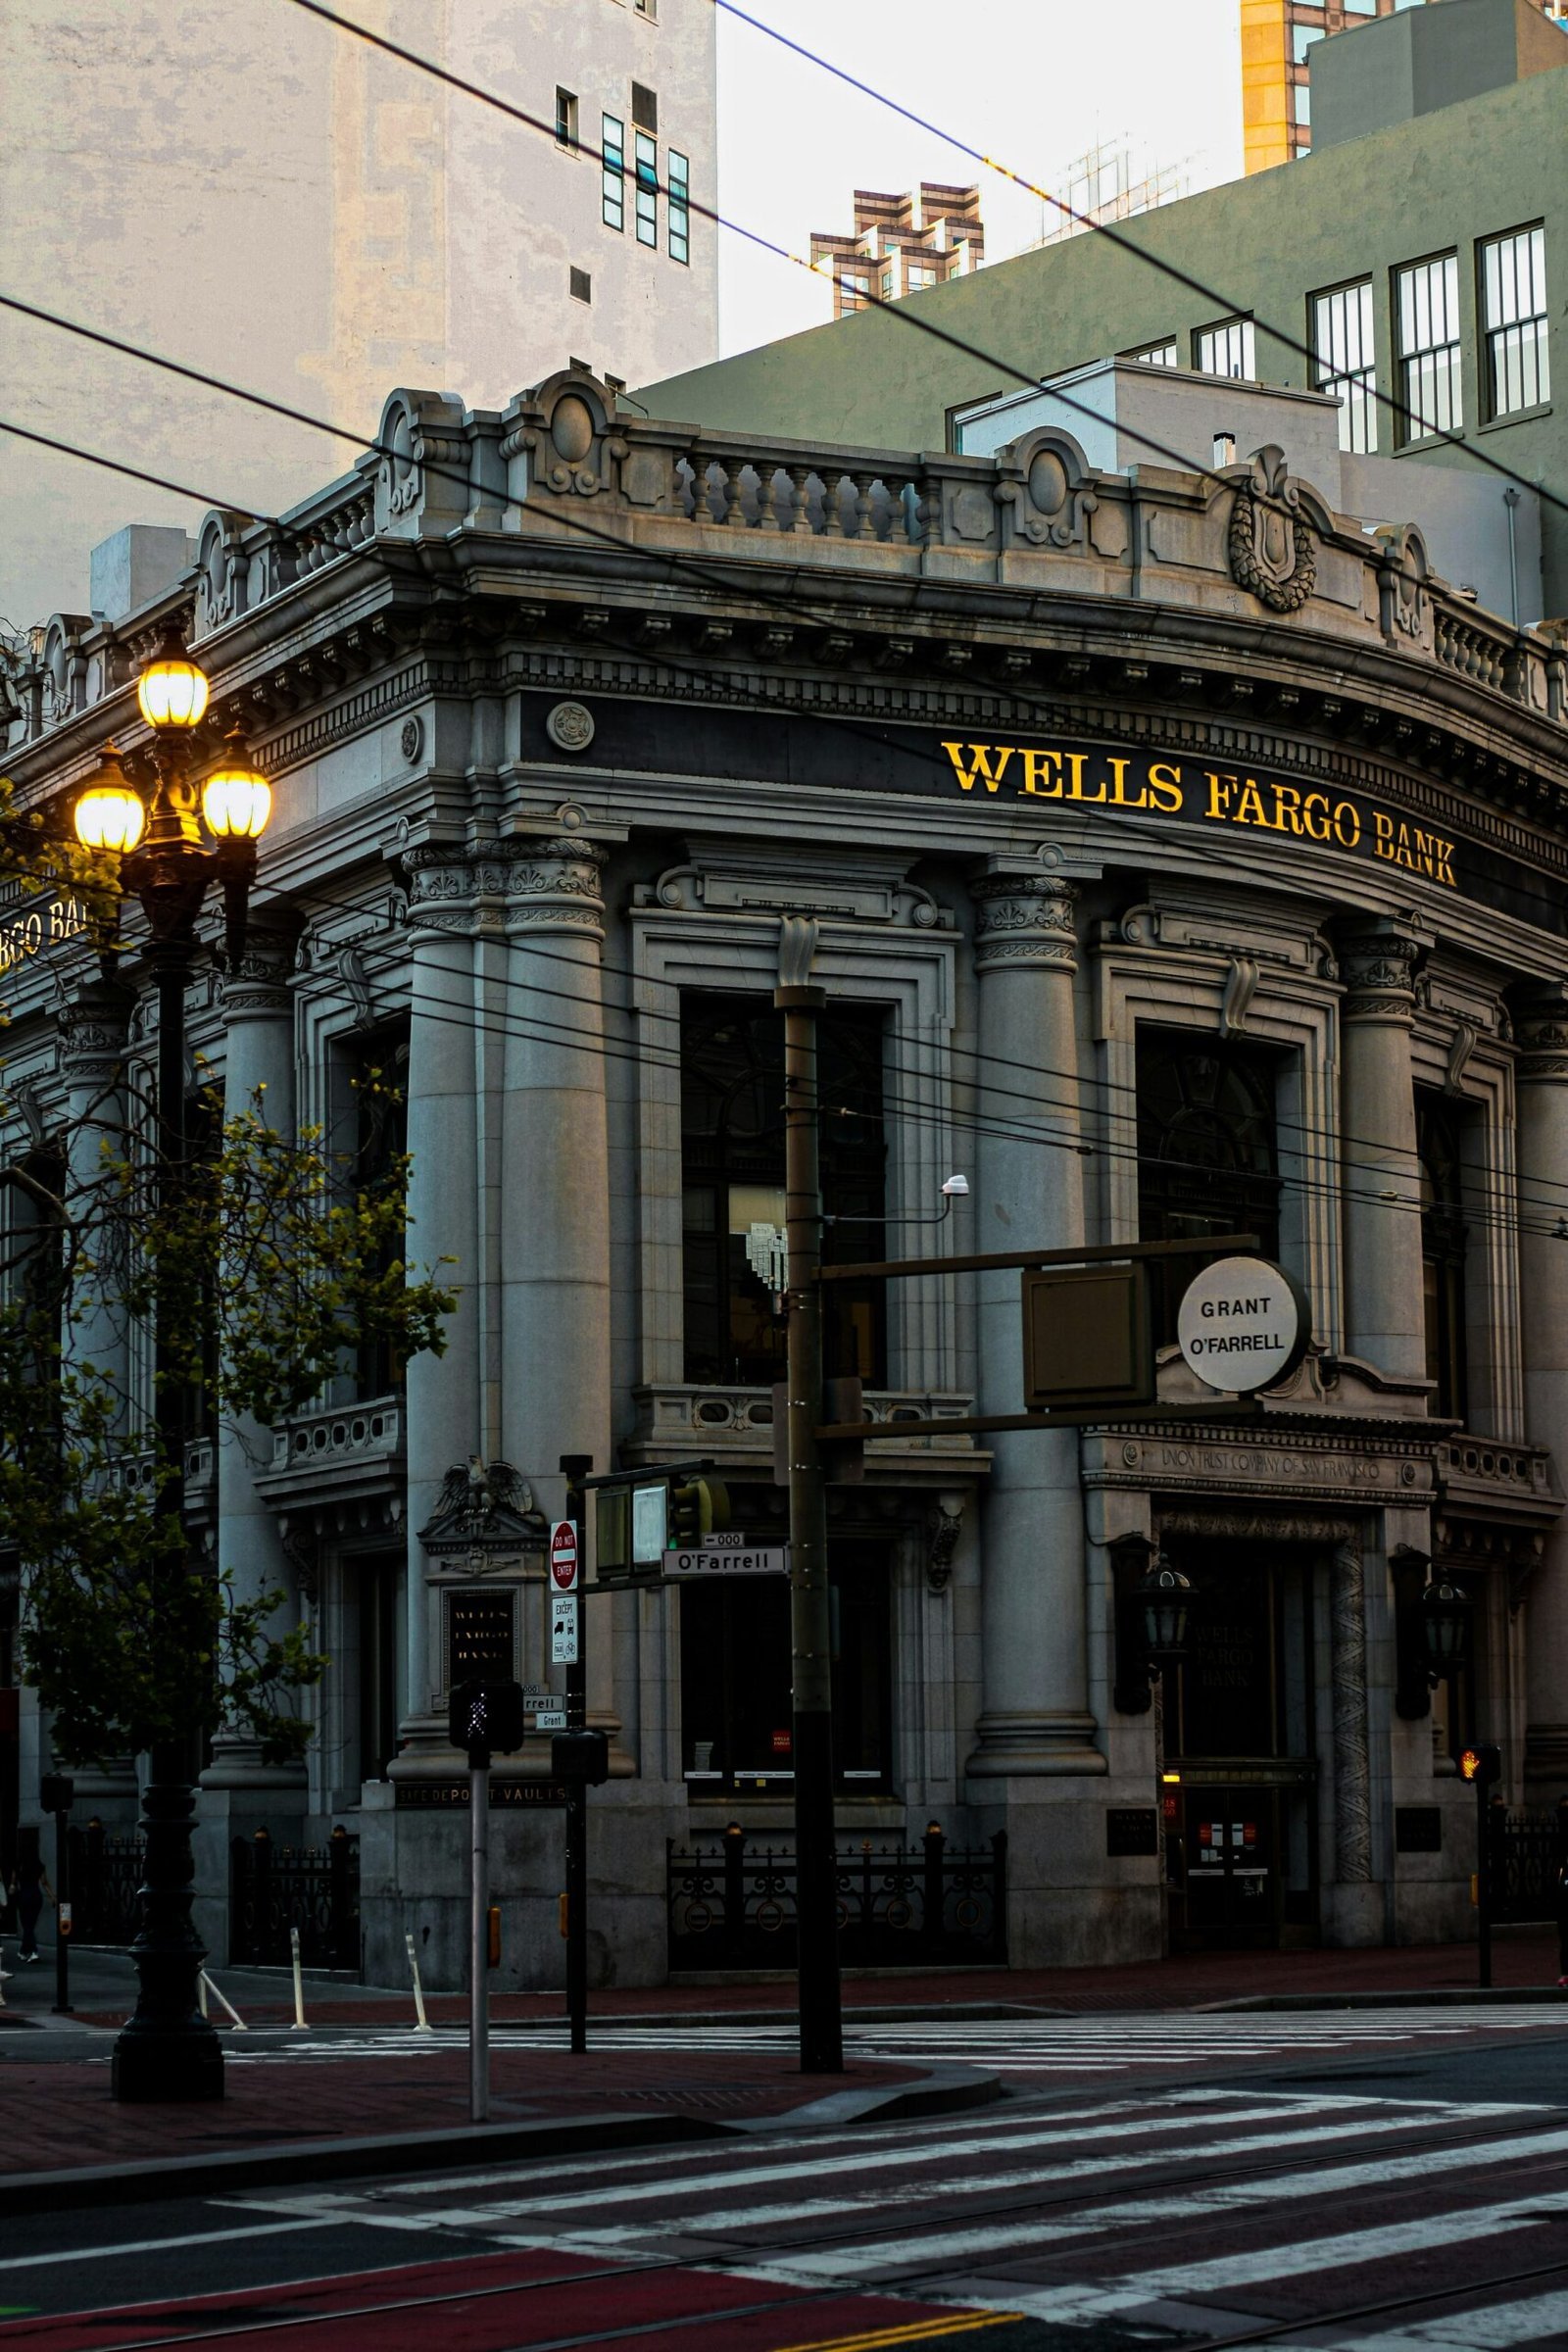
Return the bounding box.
[1242,0,1565,171]
[0,0,718,631]
[809,186,984,320]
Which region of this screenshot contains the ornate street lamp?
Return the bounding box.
[1140,1552,1197,1676]
[74,629,272,2105]
[1421,1571,1474,1683]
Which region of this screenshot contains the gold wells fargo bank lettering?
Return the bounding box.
[939,743,1457,889]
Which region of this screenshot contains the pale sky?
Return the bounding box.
[714,0,1245,358]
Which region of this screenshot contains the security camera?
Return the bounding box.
[941,1173,970,1198]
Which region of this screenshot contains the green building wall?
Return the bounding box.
[640,63,1566,612]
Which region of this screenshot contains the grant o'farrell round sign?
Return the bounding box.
[1176,1257,1311,1394]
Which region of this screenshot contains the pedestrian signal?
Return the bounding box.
[448,1679,527,1766]
[1458,1742,1501,1787]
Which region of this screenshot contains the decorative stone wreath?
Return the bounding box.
[1228,482,1317,613]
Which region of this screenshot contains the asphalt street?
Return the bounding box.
[5,2010,1568,2351]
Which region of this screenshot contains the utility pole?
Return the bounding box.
[561,1453,593,2055]
[775,916,842,2075]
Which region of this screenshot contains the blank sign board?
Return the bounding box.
[1020,1262,1154,1412]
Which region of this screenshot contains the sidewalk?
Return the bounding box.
[5,1925,1559,2034]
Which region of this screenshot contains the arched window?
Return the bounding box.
[1136,1032,1282,1345]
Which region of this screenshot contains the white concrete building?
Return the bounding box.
[0,0,718,632]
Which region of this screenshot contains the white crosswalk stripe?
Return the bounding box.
[204,2004,1568,2075]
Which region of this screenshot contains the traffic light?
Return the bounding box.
[668,1474,730,1547]
[1458,1742,1502,1787]
[552,1728,612,1785]
[449,1680,527,1766]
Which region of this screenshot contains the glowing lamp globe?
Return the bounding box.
[202,743,271,842]
[74,747,147,854]
[136,631,210,731]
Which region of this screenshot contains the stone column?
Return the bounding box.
[1516,986,1568,1787]
[1338,925,1427,1382]
[57,982,139,1814]
[965,867,1101,1777]
[397,851,483,1759]
[499,838,618,1741]
[203,929,307,1798]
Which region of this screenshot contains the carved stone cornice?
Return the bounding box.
[59,980,134,1084]
[221,923,296,1021]
[1337,924,1421,1024]
[1513,982,1568,1084]
[504,835,608,941]
[970,870,1077,974]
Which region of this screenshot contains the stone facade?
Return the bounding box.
[4,369,1567,1985]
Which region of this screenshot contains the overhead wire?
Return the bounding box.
[710,0,1559,512]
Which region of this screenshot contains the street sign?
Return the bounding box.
[550,1520,580,1592]
[551,1592,579,1663]
[1176,1255,1311,1394]
[530,1704,568,1733]
[662,1544,790,1579]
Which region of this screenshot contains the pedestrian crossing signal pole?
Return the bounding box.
[776,916,843,2076]
[1459,1743,1502,1989]
[561,1454,593,2056]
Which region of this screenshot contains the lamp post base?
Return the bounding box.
[111,2025,225,2103]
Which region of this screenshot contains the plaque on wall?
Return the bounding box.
[396,1780,570,1808]
[1105,1807,1160,1857]
[1395,1806,1444,1854]
[443,1585,518,1688]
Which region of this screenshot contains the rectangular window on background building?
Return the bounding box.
[1396,252,1461,438]
[1124,338,1178,368]
[602,114,624,231]
[1292,24,1323,61]
[555,87,577,148]
[1481,224,1548,416]
[1195,317,1255,380]
[667,148,689,264]
[1311,278,1377,452]
[635,130,658,246]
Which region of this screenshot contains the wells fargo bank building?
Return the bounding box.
[5,370,1567,1984]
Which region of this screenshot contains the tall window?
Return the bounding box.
[1481,224,1548,417]
[667,148,689,265]
[1396,252,1461,440]
[680,1544,892,1792]
[1311,278,1377,453]
[1136,1031,1282,1348]
[1124,338,1178,368]
[1195,317,1255,380]
[1417,1093,1468,1424]
[634,130,659,247]
[555,87,577,149]
[348,1029,410,1398]
[681,995,885,1388]
[352,1551,403,1785]
[601,114,625,232]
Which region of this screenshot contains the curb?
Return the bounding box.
[1201,1986,1568,2011]
[0,2063,1002,2217]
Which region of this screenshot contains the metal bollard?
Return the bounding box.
[406,1931,434,2033]
[289,1924,307,2031]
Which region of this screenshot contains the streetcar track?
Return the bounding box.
[23,2094,1568,2352]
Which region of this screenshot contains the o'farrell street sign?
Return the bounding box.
[663,1544,789,1578]
[1177,1255,1311,1395]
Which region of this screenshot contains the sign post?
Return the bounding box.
[447,1681,525,2123]
[557,1468,591,2055]
[1460,1743,1502,1988]
[40,1774,73,2017]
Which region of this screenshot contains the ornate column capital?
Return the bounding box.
[969,869,1077,974]
[1514,982,1568,1083]
[1335,922,1420,1023]
[505,835,608,942]
[59,979,134,1084]
[220,924,296,1021]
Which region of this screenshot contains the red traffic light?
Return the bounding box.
[1458,1742,1502,1787]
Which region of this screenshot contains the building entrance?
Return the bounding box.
[1162,1543,1320,1952]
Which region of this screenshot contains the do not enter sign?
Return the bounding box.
[550,1520,580,1592]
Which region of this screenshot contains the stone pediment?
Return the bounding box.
[1153,1342,1433,1420]
[417,1456,547,1559]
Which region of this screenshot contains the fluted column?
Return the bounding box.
[1516,987,1568,1786]
[1338,924,1427,1382]
[500,838,618,1741]
[58,982,139,1808]
[397,850,483,1759]
[966,867,1102,1776]
[204,929,304,1793]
